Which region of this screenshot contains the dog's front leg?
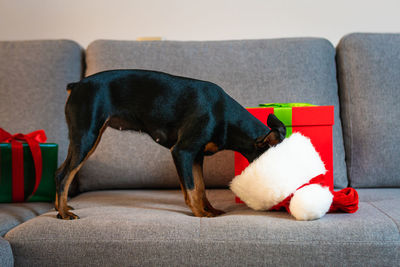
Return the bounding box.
[171,148,224,217]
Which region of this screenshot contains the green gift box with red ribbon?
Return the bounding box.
[0,129,58,202]
[235,103,334,203]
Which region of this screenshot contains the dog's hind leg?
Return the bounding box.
[54,146,74,211]
[55,117,109,220]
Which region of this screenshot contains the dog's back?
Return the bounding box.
[66,69,250,149]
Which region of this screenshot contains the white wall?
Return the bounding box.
[0,0,399,48]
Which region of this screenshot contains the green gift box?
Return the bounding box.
[0,143,58,202]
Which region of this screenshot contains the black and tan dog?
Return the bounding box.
[55,69,286,219]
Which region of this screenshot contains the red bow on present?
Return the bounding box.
[0,128,47,202]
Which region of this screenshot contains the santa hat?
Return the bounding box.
[230,133,358,221]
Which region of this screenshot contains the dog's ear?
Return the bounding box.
[255,131,281,148]
[267,113,286,141]
[255,114,286,148]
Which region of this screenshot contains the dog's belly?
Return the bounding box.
[108,116,143,132]
[108,116,177,149]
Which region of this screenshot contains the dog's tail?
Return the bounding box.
[66,82,79,94]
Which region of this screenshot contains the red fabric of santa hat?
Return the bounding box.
[270,174,359,220]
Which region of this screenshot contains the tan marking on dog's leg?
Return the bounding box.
[179,183,190,206]
[186,162,206,216]
[58,119,109,220]
[187,161,225,217]
[54,192,59,211]
[58,163,84,219]
[171,144,191,206]
[55,186,74,211]
[204,142,219,153]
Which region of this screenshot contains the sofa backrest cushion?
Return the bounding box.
[337,33,400,187]
[79,38,347,191]
[0,40,83,165]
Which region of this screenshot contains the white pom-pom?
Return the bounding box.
[230,133,326,211]
[289,184,333,221]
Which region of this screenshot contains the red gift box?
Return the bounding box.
[234,104,334,203]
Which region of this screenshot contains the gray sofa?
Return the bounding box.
[0,33,399,266]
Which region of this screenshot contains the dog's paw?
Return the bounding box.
[205,203,225,216]
[193,208,225,218]
[56,211,80,220]
[210,208,225,216]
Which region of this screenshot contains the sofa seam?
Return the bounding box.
[334,49,348,188]
[368,201,400,236]
[345,50,355,188]
[7,239,400,244]
[199,217,202,240]
[338,38,358,188]
[336,46,349,187]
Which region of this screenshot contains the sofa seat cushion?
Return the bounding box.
[0,202,53,236]
[5,189,399,266]
[0,237,13,267]
[357,188,400,230]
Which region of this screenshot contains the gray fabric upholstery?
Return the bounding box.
[0,40,83,164]
[79,38,347,191]
[357,188,400,202]
[6,189,399,266]
[337,33,400,187]
[0,237,13,267]
[0,202,53,236]
[357,188,400,231]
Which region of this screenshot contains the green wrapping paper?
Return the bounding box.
[0,143,58,202]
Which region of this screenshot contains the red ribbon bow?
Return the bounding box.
[0,128,47,202]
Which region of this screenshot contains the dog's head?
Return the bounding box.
[251,114,286,161]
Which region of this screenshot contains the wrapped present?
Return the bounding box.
[0,128,58,202]
[234,103,334,203]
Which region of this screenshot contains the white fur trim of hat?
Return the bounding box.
[230,132,333,220]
